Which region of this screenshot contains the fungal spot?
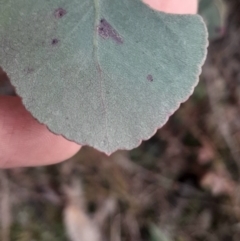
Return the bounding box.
[54,8,67,19]
[98,18,123,44]
[51,38,59,45]
[147,75,153,82]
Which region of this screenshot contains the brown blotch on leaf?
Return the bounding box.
[54,8,67,19]
[98,18,123,44]
[147,74,153,82]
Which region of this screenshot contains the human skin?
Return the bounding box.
[0,0,198,168]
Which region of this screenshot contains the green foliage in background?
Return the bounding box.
[198,0,226,39]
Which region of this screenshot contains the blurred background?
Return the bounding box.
[1,0,240,240]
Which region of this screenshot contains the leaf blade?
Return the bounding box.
[0,0,208,154]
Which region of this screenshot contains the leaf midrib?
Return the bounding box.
[93,0,110,150]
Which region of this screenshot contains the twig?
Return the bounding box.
[0,171,11,241]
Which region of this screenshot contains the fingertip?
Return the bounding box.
[143,0,198,14]
[0,96,81,168]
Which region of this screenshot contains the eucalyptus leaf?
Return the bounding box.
[0,0,208,154]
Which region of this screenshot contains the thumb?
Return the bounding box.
[143,0,198,14]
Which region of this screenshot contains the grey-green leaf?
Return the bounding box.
[0,0,208,154]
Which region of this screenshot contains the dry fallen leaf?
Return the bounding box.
[201,172,235,196]
[63,179,101,241]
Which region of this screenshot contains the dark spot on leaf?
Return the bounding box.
[147,75,153,82]
[52,38,59,45]
[98,18,123,44]
[54,8,67,19]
